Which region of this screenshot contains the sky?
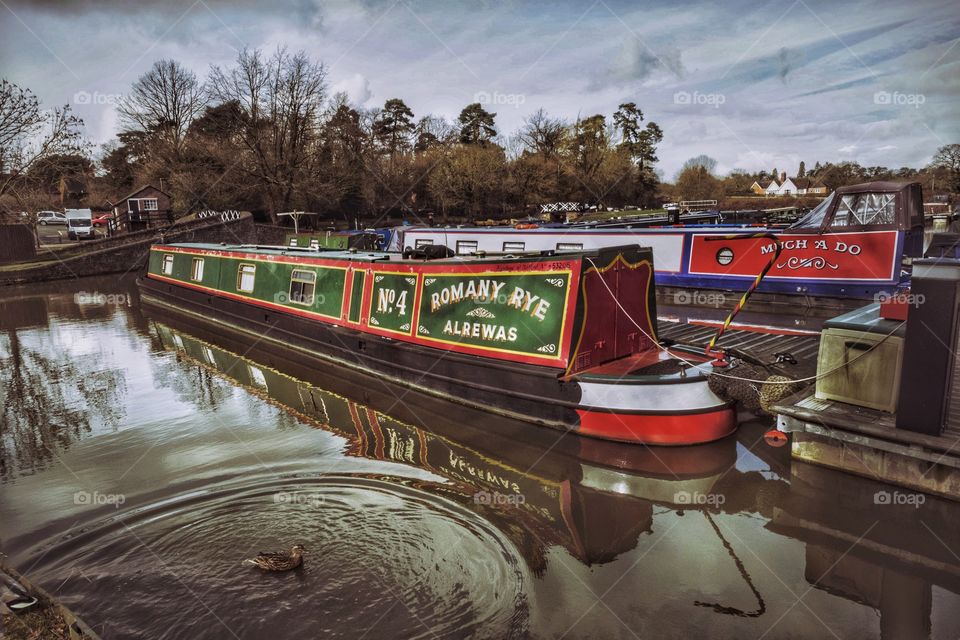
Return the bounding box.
[1,0,958,179]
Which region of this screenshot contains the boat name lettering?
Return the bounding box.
[443,321,519,342]
[759,240,861,255]
[448,451,522,494]
[430,279,505,311]
[376,287,409,315]
[430,278,552,321]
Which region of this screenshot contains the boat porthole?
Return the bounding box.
[716,247,734,265]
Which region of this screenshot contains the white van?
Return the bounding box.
[66,209,95,240]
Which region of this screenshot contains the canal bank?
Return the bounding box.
[0,214,257,286]
[1,559,99,639]
[2,274,960,638]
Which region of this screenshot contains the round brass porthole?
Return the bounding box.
[716,247,734,265]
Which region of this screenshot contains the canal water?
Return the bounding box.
[2,275,959,640]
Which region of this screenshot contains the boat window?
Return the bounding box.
[191,258,204,282]
[415,238,434,248]
[161,254,174,275]
[289,238,298,247]
[456,240,478,255]
[289,269,316,305]
[237,263,256,293]
[831,192,897,228]
[309,239,319,250]
[503,241,525,252]
[789,193,834,229]
[556,242,583,251]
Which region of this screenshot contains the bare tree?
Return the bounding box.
[517,108,569,201]
[414,114,456,152]
[208,47,328,221]
[679,154,719,175]
[118,59,207,157]
[0,79,86,209]
[518,108,568,157]
[931,143,960,193]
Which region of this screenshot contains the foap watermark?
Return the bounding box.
[874,290,925,307]
[673,290,727,306]
[874,490,925,508]
[74,291,130,305]
[673,90,725,109]
[474,90,526,108]
[873,91,925,109]
[273,491,326,508]
[73,490,126,508]
[474,490,525,506]
[673,490,725,506]
[73,90,123,106]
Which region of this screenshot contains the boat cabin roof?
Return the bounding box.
[167,243,397,261]
[157,242,608,264]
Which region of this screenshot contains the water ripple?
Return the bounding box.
[27,475,529,639]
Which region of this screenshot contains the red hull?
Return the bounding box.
[576,407,737,445]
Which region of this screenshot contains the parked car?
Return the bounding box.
[92,212,115,227]
[36,211,66,225]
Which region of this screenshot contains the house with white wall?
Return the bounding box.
[775,177,800,196]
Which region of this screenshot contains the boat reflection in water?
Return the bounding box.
[149,308,960,637]
[4,275,960,637]
[150,311,738,570]
[772,462,960,639]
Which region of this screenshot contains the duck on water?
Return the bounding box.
[243,545,307,572]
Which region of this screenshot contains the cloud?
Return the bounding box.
[332,73,373,106]
[0,0,956,177]
[3,0,321,21]
[608,37,684,84]
[776,46,804,83]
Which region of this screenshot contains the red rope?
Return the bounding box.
[703,233,783,358]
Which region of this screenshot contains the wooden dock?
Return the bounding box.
[660,304,960,502]
[657,319,821,379]
[775,393,960,501]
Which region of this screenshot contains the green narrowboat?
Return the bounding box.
[138,242,735,444]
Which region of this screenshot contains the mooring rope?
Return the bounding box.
[693,512,767,618]
[703,232,783,356]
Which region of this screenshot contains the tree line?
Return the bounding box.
[0,48,664,225]
[1,46,958,227]
[668,155,960,203]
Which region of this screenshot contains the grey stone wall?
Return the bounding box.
[0,225,37,264]
[255,224,290,245]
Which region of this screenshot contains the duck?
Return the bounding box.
[242,545,306,571]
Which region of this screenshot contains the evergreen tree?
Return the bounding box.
[372,98,415,156]
[457,103,497,144]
